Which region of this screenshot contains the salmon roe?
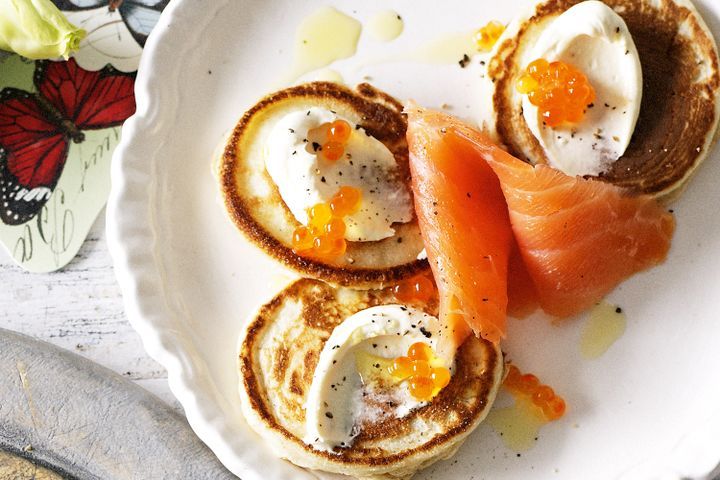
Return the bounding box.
[309,119,352,161]
[474,20,505,52]
[291,186,362,260]
[515,58,596,128]
[503,364,566,421]
[392,274,436,304]
[387,342,451,401]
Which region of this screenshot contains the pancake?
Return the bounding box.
[483,0,720,201]
[238,279,503,480]
[219,82,427,289]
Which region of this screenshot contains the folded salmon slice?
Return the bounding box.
[507,238,539,319]
[407,106,675,337]
[407,106,514,344]
[479,146,675,317]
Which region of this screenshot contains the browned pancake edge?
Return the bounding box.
[219,82,428,289]
[488,0,720,201]
[238,279,502,474]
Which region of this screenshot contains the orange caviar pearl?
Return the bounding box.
[527,58,549,77]
[330,186,362,217]
[410,359,431,377]
[328,197,347,217]
[291,226,314,252]
[505,364,521,381]
[516,58,595,128]
[388,356,414,379]
[567,83,591,107]
[543,396,566,420]
[329,237,347,256]
[474,20,505,52]
[408,375,435,400]
[548,60,568,78]
[309,120,353,162]
[542,107,565,127]
[312,235,334,256]
[328,119,351,143]
[564,106,584,124]
[532,385,555,406]
[431,367,451,389]
[291,186,361,260]
[337,184,361,200]
[516,74,539,94]
[502,364,567,421]
[308,203,332,229]
[321,141,345,161]
[503,364,523,392]
[414,275,435,302]
[324,217,346,238]
[391,342,452,400]
[393,274,436,304]
[392,281,415,303]
[518,373,540,392]
[408,342,433,361]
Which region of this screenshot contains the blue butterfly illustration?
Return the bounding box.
[53,0,170,47]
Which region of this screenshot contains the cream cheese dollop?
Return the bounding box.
[303,305,455,452]
[522,0,643,176]
[265,107,413,242]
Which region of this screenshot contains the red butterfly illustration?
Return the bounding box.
[0,58,136,225]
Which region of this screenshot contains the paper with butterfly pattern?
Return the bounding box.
[0,0,168,272]
[55,0,170,73]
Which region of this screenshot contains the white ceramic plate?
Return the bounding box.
[107,0,720,479]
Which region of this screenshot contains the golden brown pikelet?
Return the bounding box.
[219,82,427,289]
[485,0,720,201]
[238,279,503,480]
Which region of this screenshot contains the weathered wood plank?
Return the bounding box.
[0,213,173,408]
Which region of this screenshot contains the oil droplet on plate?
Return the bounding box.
[409,31,476,64]
[368,10,404,42]
[580,300,627,359]
[357,30,476,69]
[308,68,344,84]
[284,7,361,84]
[487,396,546,452]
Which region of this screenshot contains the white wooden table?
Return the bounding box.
[0,211,179,410]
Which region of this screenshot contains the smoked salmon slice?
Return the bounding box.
[479,145,675,317]
[507,238,539,319]
[407,106,514,344]
[407,106,675,327]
